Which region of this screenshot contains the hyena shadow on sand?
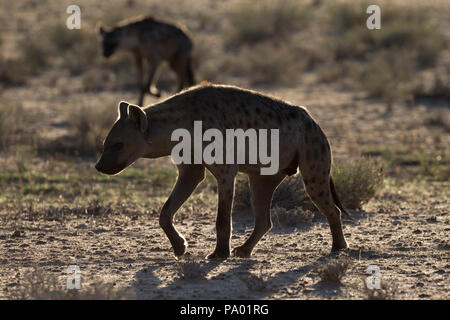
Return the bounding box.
[132,258,314,299]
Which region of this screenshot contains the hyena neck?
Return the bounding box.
[142,104,182,159]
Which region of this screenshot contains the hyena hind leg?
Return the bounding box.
[233,173,286,258]
[170,52,193,92]
[302,171,348,252]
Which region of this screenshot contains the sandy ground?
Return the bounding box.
[0,177,448,300]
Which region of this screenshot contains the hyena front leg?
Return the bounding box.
[233,173,286,258]
[134,53,145,106]
[206,165,238,260]
[145,58,161,98]
[159,164,205,257]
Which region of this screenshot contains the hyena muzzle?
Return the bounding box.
[95,83,349,259]
[98,16,195,106]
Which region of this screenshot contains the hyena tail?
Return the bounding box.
[330,177,354,220]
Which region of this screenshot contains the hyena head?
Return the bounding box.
[95,101,148,175]
[98,25,121,58]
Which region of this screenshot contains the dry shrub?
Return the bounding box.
[69,101,116,156]
[223,0,312,86]
[419,152,450,181]
[324,3,445,102]
[227,42,309,86]
[356,49,415,102]
[176,260,206,280]
[272,174,308,210]
[326,3,444,64]
[414,71,450,100]
[332,158,384,210]
[69,104,115,155]
[37,100,116,157]
[364,280,398,300]
[10,268,135,300]
[224,0,311,46]
[22,24,100,75]
[272,206,314,228]
[424,108,450,132]
[233,174,309,213]
[81,69,117,92]
[0,57,29,86]
[0,101,27,150]
[233,175,251,212]
[234,174,315,227]
[313,258,351,283]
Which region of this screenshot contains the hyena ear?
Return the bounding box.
[118,101,129,119]
[128,104,148,133]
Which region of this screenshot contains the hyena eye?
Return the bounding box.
[112,142,124,151]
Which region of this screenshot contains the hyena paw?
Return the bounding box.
[173,240,188,257]
[232,246,252,258]
[149,88,161,98]
[206,248,230,260]
[331,241,349,253]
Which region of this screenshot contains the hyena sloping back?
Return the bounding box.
[95,83,349,259]
[98,16,195,105]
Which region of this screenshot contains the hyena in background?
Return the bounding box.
[95,83,349,259]
[98,16,195,105]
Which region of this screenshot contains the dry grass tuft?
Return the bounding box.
[324,2,445,104]
[234,174,309,213]
[313,258,352,283]
[38,100,117,157]
[364,280,398,300]
[332,158,384,210]
[176,259,206,281]
[272,206,315,228]
[9,268,135,300]
[0,101,29,150]
[223,0,311,46]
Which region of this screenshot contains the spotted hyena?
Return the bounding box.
[95,83,349,259]
[98,16,195,105]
